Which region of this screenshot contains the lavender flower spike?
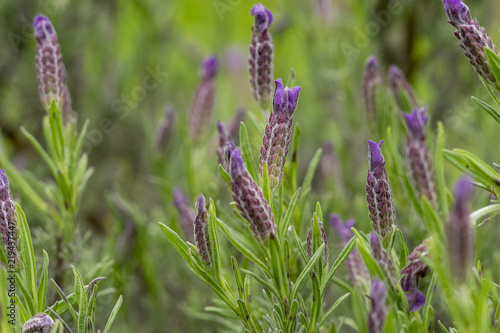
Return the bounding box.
[0,169,18,267]
[363,56,384,122]
[173,188,196,242]
[400,239,430,312]
[306,216,328,266]
[249,4,274,110]
[403,106,437,206]
[447,176,474,283]
[259,79,301,192]
[193,194,212,268]
[388,65,417,112]
[442,0,500,87]
[366,140,396,244]
[370,233,398,294]
[368,279,388,333]
[228,146,276,240]
[34,16,72,119]
[330,215,370,288]
[22,313,54,333]
[189,55,218,141]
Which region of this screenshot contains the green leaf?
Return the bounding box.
[51,278,78,323]
[102,295,123,333]
[472,96,500,124]
[321,236,356,297]
[218,164,232,188]
[310,271,321,329]
[16,204,38,309]
[268,236,288,299]
[239,122,258,181]
[279,187,302,242]
[214,218,270,274]
[37,250,49,312]
[290,226,308,262]
[485,47,500,84]
[158,223,192,263]
[435,122,448,221]
[397,230,409,270]
[291,243,325,300]
[71,266,87,333]
[318,293,351,326]
[208,200,222,279]
[262,163,272,204]
[302,148,322,191]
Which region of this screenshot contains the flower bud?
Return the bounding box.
[368,279,388,333]
[193,194,212,267]
[0,169,18,267]
[22,313,54,333]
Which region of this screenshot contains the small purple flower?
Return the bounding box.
[388,65,417,112]
[259,79,301,192]
[370,233,398,293]
[0,169,18,267]
[363,56,384,123]
[330,215,370,288]
[216,109,246,168]
[34,15,72,120]
[250,4,273,33]
[155,105,175,152]
[22,313,54,333]
[447,176,474,282]
[306,217,328,266]
[249,4,274,110]
[441,0,500,87]
[173,188,196,242]
[228,147,276,240]
[189,55,218,142]
[400,240,430,312]
[368,279,388,333]
[366,140,396,244]
[403,107,437,205]
[193,194,212,268]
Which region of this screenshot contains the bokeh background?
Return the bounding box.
[1,0,500,331]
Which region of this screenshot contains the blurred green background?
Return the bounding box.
[1,0,500,331]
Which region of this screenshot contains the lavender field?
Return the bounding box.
[2,0,500,332]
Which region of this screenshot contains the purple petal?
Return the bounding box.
[403,106,428,139]
[367,140,385,171]
[196,194,206,214]
[33,15,55,43]
[273,79,286,114]
[454,176,474,205]
[286,86,302,116]
[251,4,273,32]
[329,214,355,244]
[229,148,245,179]
[409,291,426,312]
[0,169,8,193]
[201,55,218,81]
[371,278,387,301]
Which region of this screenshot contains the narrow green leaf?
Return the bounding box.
[239,122,258,181]
[208,200,221,279]
[472,96,500,124]
[218,164,232,188]
[302,148,322,191]
[291,243,325,300]
[102,295,123,333]
[37,250,49,312]
[485,48,500,84]
[310,271,321,328]
[158,223,191,263]
[435,122,448,221]
[290,225,308,262]
[16,204,38,308]
[71,266,87,333]
[279,187,302,242]
[397,230,408,270]
[321,236,356,296]
[318,293,351,326]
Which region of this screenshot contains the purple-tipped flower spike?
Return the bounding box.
[249,4,274,110]
[400,240,430,312]
[228,147,276,240]
[363,56,384,122]
[447,176,474,283]
[366,140,396,244]
[368,279,388,333]
[370,233,398,293]
[306,216,329,266]
[189,55,218,141]
[34,16,72,120]
[330,215,370,288]
[259,79,301,192]
[442,0,500,87]
[155,105,175,152]
[22,313,54,333]
[0,169,18,267]
[388,65,417,112]
[403,106,437,206]
[173,188,196,242]
[193,194,212,267]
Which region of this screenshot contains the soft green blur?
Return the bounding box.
[1,0,500,331]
